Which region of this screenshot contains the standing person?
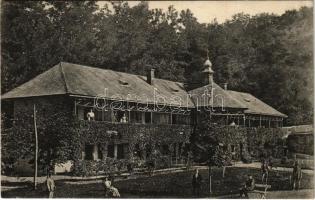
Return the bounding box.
[120,113,127,123]
[268,156,274,170]
[239,175,255,198]
[146,159,155,176]
[87,109,95,121]
[46,173,55,198]
[292,160,302,190]
[127,162,133,174]
[192,169,202,197]
[261,160,269,184]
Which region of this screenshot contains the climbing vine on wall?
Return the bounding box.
[3,97,82,170]
[246,127,287,158]
[78,120,191,151]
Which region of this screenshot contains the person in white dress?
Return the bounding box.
[120,113,127,123]
[46,173,55,198]
[103,177,120,197]
[87,109,95,121]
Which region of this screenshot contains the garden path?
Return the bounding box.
[233,162,313,175]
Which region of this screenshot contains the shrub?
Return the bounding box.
[281,156,288,164]
[241,155,252,164]
[72,159,129,176]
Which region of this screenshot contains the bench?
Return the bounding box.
[248,184,271,199]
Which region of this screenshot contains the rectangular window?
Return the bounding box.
[145,112,151,124]
[117,144,125,159]
[153,112,171,124]
[183,115,191,124]
[172,114,190,125]
[130,111,143,123]
[98,144,103,160]
[103,110,112,122]
[107,144,114,158]
[85,145,94,160]
[77,106,85,120]
[84,144,102,160]
[94,109,103,121]
[172,114,177,124]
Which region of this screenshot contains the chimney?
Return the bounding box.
[147,68,155,85]
[224,83,228,90]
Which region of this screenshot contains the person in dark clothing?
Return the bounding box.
[292,160,302,190]
[127,163,133,173]
[240,175,255,198]
[192,169,202,197]
[146,159,155,176]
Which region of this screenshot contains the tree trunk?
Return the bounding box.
[33,104,38,190]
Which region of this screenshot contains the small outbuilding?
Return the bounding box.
[284,125,313,155]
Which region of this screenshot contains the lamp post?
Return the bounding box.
[33,104,38,190]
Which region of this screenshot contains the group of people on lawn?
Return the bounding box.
[239,158,303,198]
[45,173,121,198]
[191,158,303,198]
[44,158,303,198]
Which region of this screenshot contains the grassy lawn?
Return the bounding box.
[1,167,313,198]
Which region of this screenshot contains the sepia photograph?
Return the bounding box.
[0,0,314,198]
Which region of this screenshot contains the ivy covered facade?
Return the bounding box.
[2,59,288,175]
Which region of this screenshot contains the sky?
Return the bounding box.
[98,1,313,23]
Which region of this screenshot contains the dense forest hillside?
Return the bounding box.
[1,1,313,125]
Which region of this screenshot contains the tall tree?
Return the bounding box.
[1,1,313,125]
[1,1,52,92]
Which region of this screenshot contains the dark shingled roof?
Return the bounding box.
[188,83,247,109]
[227,90,287,117]
[1,63,67,98]
[2,62,195,108]
[2,62,287,117]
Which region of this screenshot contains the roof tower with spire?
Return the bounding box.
[202,50,214,73]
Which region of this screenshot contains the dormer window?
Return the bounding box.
[244,98,251,102]
[119,80,129,86]
[171,87,179,93]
